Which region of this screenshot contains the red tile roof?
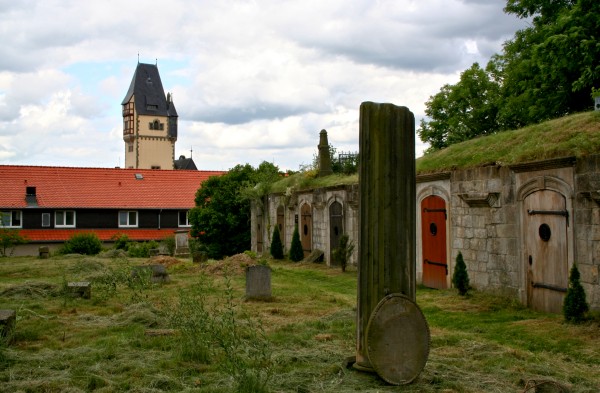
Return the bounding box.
[0,165,225,209]
[19,228,185,242]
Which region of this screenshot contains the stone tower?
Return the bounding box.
[122,63,178,169]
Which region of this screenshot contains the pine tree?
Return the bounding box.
[563,264,589,323]
[270,225,284,260]
[452,251,470,296]
[289,226,304,262]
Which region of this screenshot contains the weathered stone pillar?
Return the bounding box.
[355,102,416,371]
[318,129,333,177]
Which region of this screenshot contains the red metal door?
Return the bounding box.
[422,195,447,289]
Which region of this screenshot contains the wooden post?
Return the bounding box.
[355,102,416,371]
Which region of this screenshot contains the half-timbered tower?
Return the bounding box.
[122,63,178,169]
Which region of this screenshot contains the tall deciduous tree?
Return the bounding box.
[189,162,280,260]
[418,63,500,152]
[419,0,600,151]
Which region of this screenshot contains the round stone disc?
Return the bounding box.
[366,293,430,385]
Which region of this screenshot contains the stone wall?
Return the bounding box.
[251,155,600,311]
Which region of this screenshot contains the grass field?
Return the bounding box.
[1,254,599,392]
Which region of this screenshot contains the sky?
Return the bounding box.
[0,0,528,172]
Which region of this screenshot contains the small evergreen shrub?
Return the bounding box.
[60,233,102,255]
[270,226,284,260]
[289,226,304,262]
[452,251,470,296]
[563,264,589,323]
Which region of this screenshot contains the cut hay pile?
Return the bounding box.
[202,253,259,275]
[1,281,59,299]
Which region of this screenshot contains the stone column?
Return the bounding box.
[355,102,416,371]
[318,129,333,177]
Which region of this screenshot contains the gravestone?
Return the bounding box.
[354,102,429,384]
[0,310,16,342]
[305,249,324,263]
[174,230,190,257]
[39,246,50,259]
[67,281,91,299]
[245,265,272,300]
[132,264,170,283]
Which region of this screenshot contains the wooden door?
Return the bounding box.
[329,201,343,266]
[524,190,568,313]
[301,203,312,257]
[277,205,285,250]
[421,195,448,289]
[256,213,263,253]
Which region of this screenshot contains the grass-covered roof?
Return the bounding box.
[271,111,600,192]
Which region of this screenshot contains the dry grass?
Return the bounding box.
[1,255,599,392]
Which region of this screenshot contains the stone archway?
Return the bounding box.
[300,203,312,257]
[329,201,343,266]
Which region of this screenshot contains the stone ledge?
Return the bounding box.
[458,192,500,207]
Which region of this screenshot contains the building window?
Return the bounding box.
[122,102,134,135]
[55,211,75,228]
[178,210,191,227]
[128,143,134,152]
[149,120,164,130]
[151,165,161,169]
[42,213,51,227]
[119,211,138,227]
[0,210,22,228]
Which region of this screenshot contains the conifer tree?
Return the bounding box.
[270,225,284,260]
[452,251,470,296]
[563,264,589,323]
[289,226,304,262]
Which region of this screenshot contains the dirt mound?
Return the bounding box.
[147,256,183,268]
[202,253,258,275]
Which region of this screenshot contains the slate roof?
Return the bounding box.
[122,63,177,116]
[0,165,225,209]
[174,155,198,170]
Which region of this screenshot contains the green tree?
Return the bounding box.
[419,0,600,150]
[496,0,599,129]
[0,229,27,257]
[270,225,284,260]
[289,226,304,262]
[563,264,589,323]
[418,63,501,152]
[452,252,470,296]
[189,162,280,260]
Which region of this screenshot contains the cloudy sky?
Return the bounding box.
[0,0,527,171]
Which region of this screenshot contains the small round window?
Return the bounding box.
[430,222,438,236]
[539,223,551,242]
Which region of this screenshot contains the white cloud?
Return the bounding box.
[0,0,526,170]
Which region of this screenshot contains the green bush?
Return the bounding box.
[112,234,130,250]
[127,241,159,258]
[332,234,354,272]
[563,264,589,323]
[59,233,102,255]
[270,226,284,260]
[162,235,176,256]
[289,226,303,262]
[452,251,470,296]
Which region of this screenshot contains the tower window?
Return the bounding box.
[146,104,158,111]
[149,120,164,130]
